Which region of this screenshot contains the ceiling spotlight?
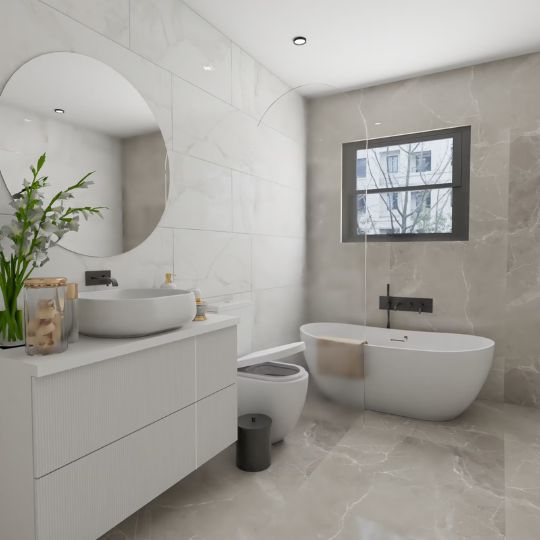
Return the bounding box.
[54,108,65,114]
[202,64,215,72]
[23,118,32,123]
[292,36,307,46]
[374,122,382,126]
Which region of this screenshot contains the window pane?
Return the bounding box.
[356,188,452,235]
[356,137,453,191]
[356,157,366,178]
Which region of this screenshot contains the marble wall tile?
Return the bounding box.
[231,43,287,119]
[173,76,305,190]
[252,236,304,290]
[31,226,174,289]
[505,132,540,406]
[173,229,251,298]
[161,153,233,232]
[231,171,305,238]
[253,285,304,350]
[39,0,130,47]
[130,0,232,103]
[232,44,306,142]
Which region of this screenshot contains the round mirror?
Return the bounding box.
[0,52,169,256]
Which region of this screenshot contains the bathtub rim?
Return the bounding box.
[300,322,495,354]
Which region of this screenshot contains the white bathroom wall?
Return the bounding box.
[0,0,306,352]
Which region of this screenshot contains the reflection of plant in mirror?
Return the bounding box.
[0,153,105,346]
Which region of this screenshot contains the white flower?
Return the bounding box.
[8,221,22,236]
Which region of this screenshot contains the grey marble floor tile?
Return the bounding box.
[100,389,540,540]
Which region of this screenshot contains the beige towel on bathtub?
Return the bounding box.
[316,337,366,379]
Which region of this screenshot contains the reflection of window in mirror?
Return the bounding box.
[0,52,169,257]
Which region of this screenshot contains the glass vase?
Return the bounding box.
[24,277,68,356]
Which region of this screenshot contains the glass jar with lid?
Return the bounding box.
[24,277,68,355]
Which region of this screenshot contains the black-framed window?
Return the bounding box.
[342,126,470,242]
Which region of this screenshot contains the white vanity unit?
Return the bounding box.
[0,314,238,540]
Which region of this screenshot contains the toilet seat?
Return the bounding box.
[238,361,305,382]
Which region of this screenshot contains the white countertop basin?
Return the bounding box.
[79,288,197,338]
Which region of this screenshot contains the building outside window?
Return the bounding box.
[413,150,432,172]
[386,152,399,173]
[389,192,399,210]
[414,190,432,209]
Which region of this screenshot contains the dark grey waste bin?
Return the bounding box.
[236,414,272,472]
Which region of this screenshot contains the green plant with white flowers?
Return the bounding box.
[0,153,104,343]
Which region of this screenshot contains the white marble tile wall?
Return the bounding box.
[0,0,306,352]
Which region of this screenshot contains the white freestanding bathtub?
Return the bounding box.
[300,323,494,421]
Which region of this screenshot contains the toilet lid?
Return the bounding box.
[237,342,306,368]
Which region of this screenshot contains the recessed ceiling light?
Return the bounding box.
[374,121,382,126]
[23,118,32,123]
[292,36,307,46]
[54,108,65,114]
[202,64,215,72]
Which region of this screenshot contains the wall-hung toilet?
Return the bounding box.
[237,342,308,444]
[208,300,309,444]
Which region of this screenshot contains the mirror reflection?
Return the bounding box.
[0,52,169,257]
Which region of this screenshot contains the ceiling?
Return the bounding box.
[1,52,158,138]
[184,0,540,95]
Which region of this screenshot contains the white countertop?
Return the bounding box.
[1,314,239,378]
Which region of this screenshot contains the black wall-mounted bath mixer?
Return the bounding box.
[381,284,433,328]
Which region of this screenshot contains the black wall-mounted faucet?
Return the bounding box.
[381,284,433,329]
[85,270,118,287]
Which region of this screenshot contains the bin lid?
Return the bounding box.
[238,413,272,430]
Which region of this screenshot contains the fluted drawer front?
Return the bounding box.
[35,405,196,540]
[32,338,196,478]
[197,384,237,467]
[196,327,237,399]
